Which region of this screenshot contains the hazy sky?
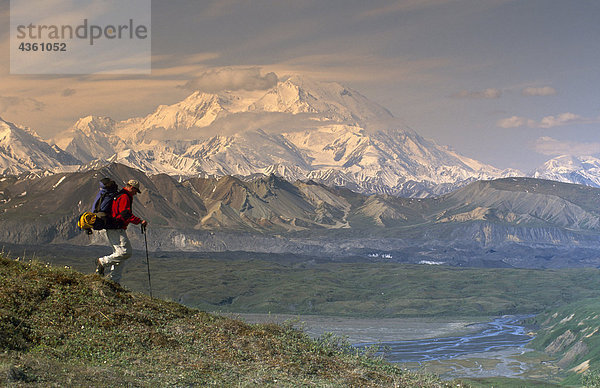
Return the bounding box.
[1,0,599,172]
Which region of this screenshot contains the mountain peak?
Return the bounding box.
[532,154,600,187]
[0,116,13,138]
[129,91,232,136]
[72,116,116,135]
[0,117,43,142]
[248,76,393,122]
[544,154,582,167]
[39,74,525,196]
[180,90,220,107]
[0,117,80,175]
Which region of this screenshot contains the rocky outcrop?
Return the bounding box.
[545,330,577,355]
[558,341,588,368]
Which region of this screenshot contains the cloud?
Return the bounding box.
[0,96,45,114]
[497,112,599,128]
[150,52,220,77]
[358,0,459,18]
[452,88,501,99]
[268,53,449,85]
[193,0,249,20]
[181,68,278,92]
[534,136,600,156]
[61,89,77,97]
[538,112,584,128]
[497,116,534,128]
[357,0,512,19]
[358,0,511,19]
[0,75,186,139]
[141,111,340,141]
[521,86,557,96]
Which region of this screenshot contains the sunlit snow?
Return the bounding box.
[52,176,66,189]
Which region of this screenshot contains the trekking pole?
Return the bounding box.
[141,224,153,298]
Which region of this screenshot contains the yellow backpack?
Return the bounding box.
[77,212,97,231]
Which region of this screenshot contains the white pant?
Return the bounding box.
[99,228,132,283]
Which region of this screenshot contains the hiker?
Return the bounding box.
[96,179,148,283]
[91,178,119,230]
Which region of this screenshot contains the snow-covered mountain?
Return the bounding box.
[112,91,247,143]
[0,117,80,175]
[247,76,393,121]
[54,116,127,163]
[531,155,600,187]
[18,75,522,196]
[53,76,521,196]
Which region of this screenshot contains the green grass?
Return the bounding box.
[112,256,600,318]
[13,246,600,318]
[0,255,464,387]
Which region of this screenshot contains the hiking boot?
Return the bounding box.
[95,259,104,276]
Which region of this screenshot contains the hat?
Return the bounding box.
[127,179,142,193]
[100,178,117,191]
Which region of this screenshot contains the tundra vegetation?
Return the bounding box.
[0,255,464,387]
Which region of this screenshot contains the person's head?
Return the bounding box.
[100,178,118,192]
[125,179,142,195]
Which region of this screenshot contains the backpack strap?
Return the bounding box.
[94,191,109,213]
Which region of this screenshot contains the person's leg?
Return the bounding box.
[99,229,132,283]
[97,229,119,275]
[106,230,132,283]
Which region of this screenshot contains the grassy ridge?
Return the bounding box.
[528,297,600,386]
[114,256,600,318]
[0,256,460,387]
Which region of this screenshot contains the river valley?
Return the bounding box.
[357,316,533,363]
[226,313,557,381]
[2,244,567,382]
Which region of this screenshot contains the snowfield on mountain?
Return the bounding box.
[2,75,598,196]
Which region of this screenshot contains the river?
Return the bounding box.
[355,315,533,363]
[222,313,533,362]
[224,313,539,380]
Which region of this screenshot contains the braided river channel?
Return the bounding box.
[226,313,542,379]
[355,315,533,363]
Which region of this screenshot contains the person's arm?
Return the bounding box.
[113,192,144,225]
[122,195,142,225]
[129,213,143,225]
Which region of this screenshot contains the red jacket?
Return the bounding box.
[111,190,142,229]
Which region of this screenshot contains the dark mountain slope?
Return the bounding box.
[2,164,600,266]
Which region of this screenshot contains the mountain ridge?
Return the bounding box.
[2,163,600,267]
